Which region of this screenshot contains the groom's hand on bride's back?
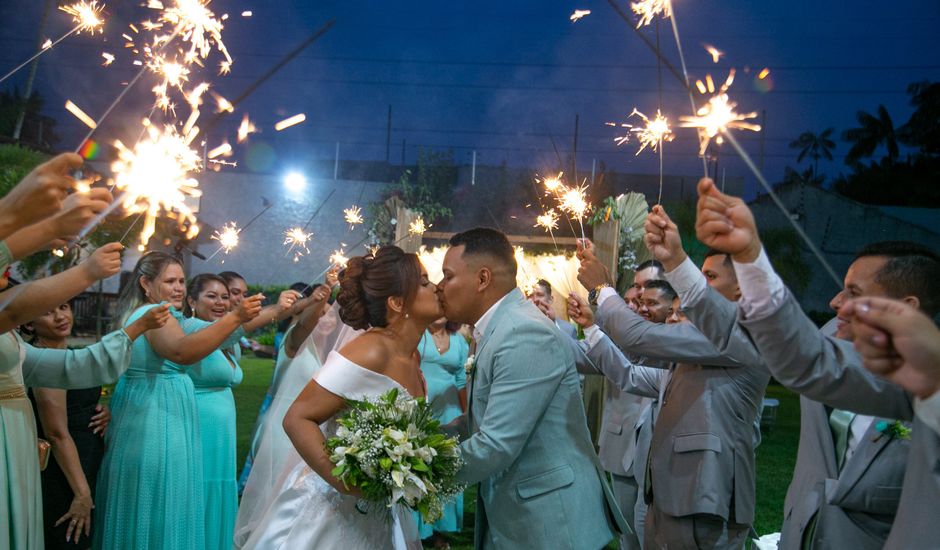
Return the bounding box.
[441,414,469,441]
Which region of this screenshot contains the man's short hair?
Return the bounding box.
[636,259,664,273]
[449,227,517,279]
[644,279,677,302]
[855,241,940,315]
[536,279,552,296]
[704,249,734,268]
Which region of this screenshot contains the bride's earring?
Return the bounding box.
[404,312,410,319]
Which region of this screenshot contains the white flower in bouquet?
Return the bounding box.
[326,388,467,523]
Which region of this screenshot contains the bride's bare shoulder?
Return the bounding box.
[336,332,391,374]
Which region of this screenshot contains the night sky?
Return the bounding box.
[2,0,939,197]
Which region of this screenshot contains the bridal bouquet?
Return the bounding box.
[326,388,466,522]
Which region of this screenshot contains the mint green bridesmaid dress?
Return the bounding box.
[93,305,243,550]
[1,329,135,549]
[181,316,243,550]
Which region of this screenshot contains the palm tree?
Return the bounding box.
[842,105,898,165]
[789,128,835,176]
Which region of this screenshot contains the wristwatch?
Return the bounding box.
[588,283,611,306]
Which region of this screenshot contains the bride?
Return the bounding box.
[239,246,440,549]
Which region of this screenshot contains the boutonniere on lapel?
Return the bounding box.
[464,354,476,376]
[873,420,911,442]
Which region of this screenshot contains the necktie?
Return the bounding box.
[829,408,856,470]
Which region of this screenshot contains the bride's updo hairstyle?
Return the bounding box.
[337,245,421,330]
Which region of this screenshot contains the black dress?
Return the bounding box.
[28,386,104,550]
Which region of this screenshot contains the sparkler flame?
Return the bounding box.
[343,206,364,229]
[111,122,203,249]
[42,39,53,50]
[237,114,257,143]
[535,210,560,232]
[627,108,674,155]
[330,247,349,267]
[558,185,590,221]
[283,227,312,262]
[101,51,115,65]
[631,0,672,28]
[408,217,428,236]
[275,113,306,131]
[540,172,564,194]
[65,100,97,129]
[211,221,239,253]
[570,9,591,22]
[59,1,106,35]
[151,0,232,68]
[680,69,761,155]
[704,44,723,64]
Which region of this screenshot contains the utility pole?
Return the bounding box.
[13,0,53,140]
[334,142,340,180]
[386,105,392,163]
[572,114,580,182]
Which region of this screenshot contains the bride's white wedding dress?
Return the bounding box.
[238,351,421,550]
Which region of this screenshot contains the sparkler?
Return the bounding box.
[343,206,364,229]
[535,209,561,253]
[631,0,671,28]
[329,247,349,268]
[101,52,115,66]
[148,0,233,70]
[206,142,231,159]
[0,1,106,85]
[111,122,203,250]
[540,172,564,194]
[679,70,761,156]
[629,108,674,204]
[275,113,306,131]
[704,44,723,64]
[211,221,239,254]
[408,217,428,236]
[237,114,257,142]
[570,10,591,22]
[65,100,97,129]
[557,183,590,241]
[283,227,312,262]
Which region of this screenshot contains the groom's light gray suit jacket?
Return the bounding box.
[595,296,770,526]
[682,288,911,549]
[734,290,940,550]
[458,288,628,549]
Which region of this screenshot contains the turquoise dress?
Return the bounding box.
[414,331,468,538]
[92,305,242,550]
[181,317,243,550]
[1,329,135,550]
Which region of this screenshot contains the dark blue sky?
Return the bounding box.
[2,0,939,197]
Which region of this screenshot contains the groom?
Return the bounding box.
[437,227,627,549]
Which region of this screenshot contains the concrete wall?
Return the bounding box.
[191,172,385,287]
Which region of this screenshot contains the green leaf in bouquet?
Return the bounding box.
[412,460,430,472]
[379,457,393,471]
[331,465,346,478]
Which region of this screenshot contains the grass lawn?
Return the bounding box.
[234,357,800,548]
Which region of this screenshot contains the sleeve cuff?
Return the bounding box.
[597,286,619,308]
[732,247,787,318]
[914,389,940,437]
[583,324,604,348]
[664,256,707,306]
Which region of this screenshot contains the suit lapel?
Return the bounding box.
[829,417,895,501]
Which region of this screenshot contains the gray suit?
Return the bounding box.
[555,318,579,339]
[458,288,628,549]
[737,290,940,549]
[575,335,664,549]
[595,297,769,546]
[684,289,913,549]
